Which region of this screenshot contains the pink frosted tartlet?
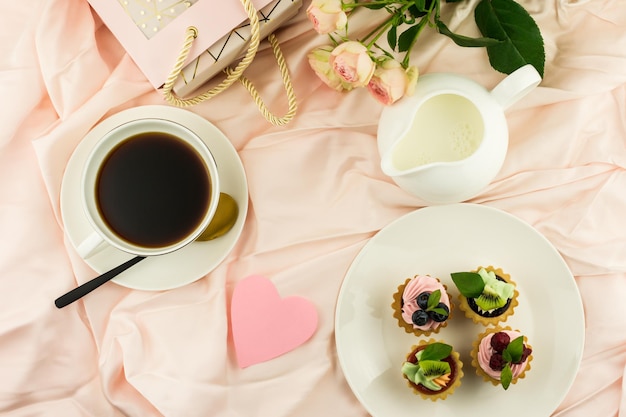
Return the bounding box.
[470,326,533,390]
[392,274,453,336]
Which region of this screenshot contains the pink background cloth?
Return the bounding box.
[1,0,625,416]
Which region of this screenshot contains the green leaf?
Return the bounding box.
[426,289,441,310]
[429,307,448,316]
[387,25,397,51]
[419,343,453,362]
[407,5,425,18]
[436,20,503,47]
[501,363,513,390]
[450,272,485,298]
[398,24,421,52]
[408,0,435,17]
[413,0,427,12]
[504,336,524,363]
[474,0,545,76]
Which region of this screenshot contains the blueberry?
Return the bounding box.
[416,291,431,310]
[428,303,449,322]
[411,310,430,326]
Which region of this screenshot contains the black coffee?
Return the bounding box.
[96,131,211,248]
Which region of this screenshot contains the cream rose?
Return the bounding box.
[329,41,375,88]
[307,46,352,91]
[306,0,348,34]
[367,59,418,105]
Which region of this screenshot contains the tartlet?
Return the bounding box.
[401,339,463,401]
[470,326,533,390]
[451,266,518,326]
[391,274,453,336]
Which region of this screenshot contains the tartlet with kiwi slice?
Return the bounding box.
[450,266,518,326]
[401,339,463,401]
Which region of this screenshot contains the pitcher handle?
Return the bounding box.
[490,64,542,110]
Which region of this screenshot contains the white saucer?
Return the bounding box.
[60,105,248,291]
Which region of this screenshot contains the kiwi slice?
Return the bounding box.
[420,360,451,377]
[475,285,506,311]
[402,359,452,391]
[420,360,451,390]
[474,269,514,311]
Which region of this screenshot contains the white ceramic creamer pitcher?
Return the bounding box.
[378,64,541,205]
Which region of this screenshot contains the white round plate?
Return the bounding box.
[60,105,248,290]
[335,204,584,416]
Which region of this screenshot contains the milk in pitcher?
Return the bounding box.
[391,94,485,170]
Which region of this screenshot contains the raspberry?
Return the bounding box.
[489,353,506,371]
[514,346,533,364]
[490,332,510,352]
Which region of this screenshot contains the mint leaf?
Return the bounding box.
[450,272,484,298]
[436,20,502,47]
[419,343,453,362]
[504,336,524,363]
[474,0,545,76]
[427,289,441,310]
[501,363,513,390]
[429,307,448,316]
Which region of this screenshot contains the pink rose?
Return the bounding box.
[329,41,375,88]
[367,59,419,105]
[307,46,353,91]
[306,0,348,34]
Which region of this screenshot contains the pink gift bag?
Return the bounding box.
[88,0,299,125]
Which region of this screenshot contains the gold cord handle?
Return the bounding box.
[161,0,297,126]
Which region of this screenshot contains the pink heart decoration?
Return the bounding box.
[231,275,318,368]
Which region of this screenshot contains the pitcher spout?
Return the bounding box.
[380,152,430,178]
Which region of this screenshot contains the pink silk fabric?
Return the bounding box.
[1,0,625,416]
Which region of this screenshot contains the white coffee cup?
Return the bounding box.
[78,118,220,258]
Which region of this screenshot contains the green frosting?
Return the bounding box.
[402,362,442,391]
[401,351,451,391]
